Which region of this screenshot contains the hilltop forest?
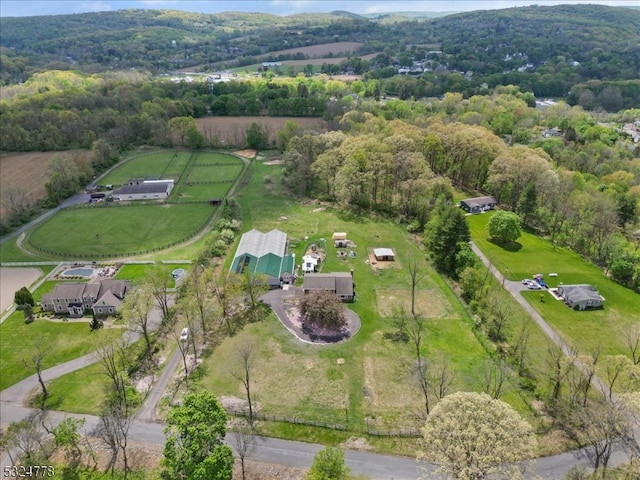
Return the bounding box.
[1,5,639,109]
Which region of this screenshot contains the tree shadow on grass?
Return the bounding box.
[488,237,523,252]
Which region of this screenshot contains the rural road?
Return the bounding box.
[3,400,630,479]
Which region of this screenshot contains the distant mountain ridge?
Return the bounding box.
[0,4,638,86]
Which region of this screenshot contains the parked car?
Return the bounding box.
[522,278,532,285]
[180,327,189,341]
[527,282,541,290]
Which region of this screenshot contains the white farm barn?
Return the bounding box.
[114,179,174,201]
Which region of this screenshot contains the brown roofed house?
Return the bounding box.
[302,272,354,302]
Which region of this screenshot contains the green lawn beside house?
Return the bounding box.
[467,212,640,357]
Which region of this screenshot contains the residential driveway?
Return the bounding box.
[261,287,361,344]
[469,242,611,398]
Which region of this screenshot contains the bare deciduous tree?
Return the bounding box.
[97,400,132,478]
[512,317,531,376]
[22,344,49,407]
[189,264,213,335]
[147,263,174,326]
[230,420,256,480]
[231,341,256,424]
[212,269,234,335]
[545,343,570,403]
[95,340,131,407]
[429,356,456,402]
[407,255,426,317]
[627,324,640,365]
[480,359,508,399]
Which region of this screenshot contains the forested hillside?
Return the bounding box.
[1,4,638,107]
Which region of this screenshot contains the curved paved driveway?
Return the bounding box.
[261,287,361,344]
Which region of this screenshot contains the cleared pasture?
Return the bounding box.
[198,160,499,433]
[174,182,231,202]
[26,203,215,257]
[185,164,243,183]
[196,116,328,146]
[99,151,193,186]
[263,41,363,59]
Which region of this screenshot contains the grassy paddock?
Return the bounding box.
[27,203,215,257]
[174,182,231,202]
[467,212,640,357]
[99,151,193,186]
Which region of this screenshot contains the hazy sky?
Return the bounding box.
[0,0,636,17]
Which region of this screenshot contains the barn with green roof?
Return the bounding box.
[230,228,295,288]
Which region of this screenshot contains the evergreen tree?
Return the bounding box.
[424,206,470,278]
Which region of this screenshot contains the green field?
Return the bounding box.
[173,182,232,202]
[27,203,215,257]
[21,150,245,258]
[186,164,243,183]
[100,151,193,186]
[467,213,640,357]
[0,310,120,391]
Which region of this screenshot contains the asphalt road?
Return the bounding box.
[0,403,423,479]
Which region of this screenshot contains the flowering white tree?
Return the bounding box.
[420,391,537,480]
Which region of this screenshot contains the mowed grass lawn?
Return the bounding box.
[198,160,504,432]
[468,213,640,356]
[27,203,214,257]
[0,310,120,390]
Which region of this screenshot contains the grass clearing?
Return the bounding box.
[467,212,640,357]
[0,310,120,390]
[375,288,456,319]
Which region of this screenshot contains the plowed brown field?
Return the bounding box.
[196,116,327,146]
[0,152,54,220]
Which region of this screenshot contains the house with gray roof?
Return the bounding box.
[460,196,497,214]
[230,229,295,288]
[41,279,129,317]
[302,272,355,302]
[557,284,605,310]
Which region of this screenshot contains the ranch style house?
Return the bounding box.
[460,195,498,213]
[557,284,605,310]
[41,279,129,317]
[302,272,355,302]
